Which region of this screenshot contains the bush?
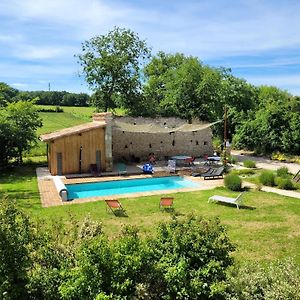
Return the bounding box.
[243,159,256,168]
[231,169,256,176]
[228,156,237,164]
[224,174,243,191]
[271,151,287,161]
[37,106,64,113]
[276,166,289,178]
[259,170,275,186]
[225,258,300,299]
[147,215,235,299]
[274,177,294,190]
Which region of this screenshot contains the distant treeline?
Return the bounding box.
[0,82,90,106]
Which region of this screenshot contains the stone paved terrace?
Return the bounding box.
[36,160,223,207]
[37,156,300,208]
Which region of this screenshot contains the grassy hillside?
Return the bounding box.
[29,106,95,157]
[29,105,126,158]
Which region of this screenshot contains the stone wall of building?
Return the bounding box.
[111,117,214,162]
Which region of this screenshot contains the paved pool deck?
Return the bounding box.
[36,166,224,207]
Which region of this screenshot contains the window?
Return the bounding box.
[203,141,207,145]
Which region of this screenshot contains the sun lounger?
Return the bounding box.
[208,193,244,209]
[200,167,224,180]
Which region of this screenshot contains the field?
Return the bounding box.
[29,105,125,157]
[29,106,95,157]
[1,164,300,264]
[3,105,299,264]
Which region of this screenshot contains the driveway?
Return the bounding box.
[231,150,300,175]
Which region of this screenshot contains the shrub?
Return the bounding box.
[224,174,243,191]
[271,151,287,161]
[243,159,256,168]
[147,215,235,299]
[274,177,294,190]
[37,106,64,113]
[259,170,275,186]
[276,166,289,178]
[225,258,300,299]
[228,156,237,164]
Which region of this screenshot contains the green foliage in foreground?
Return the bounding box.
[0,198,235,299]
[226,258,300,300]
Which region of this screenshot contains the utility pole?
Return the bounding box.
[223,105,227,165]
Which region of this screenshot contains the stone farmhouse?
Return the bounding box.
[40,113,215,175]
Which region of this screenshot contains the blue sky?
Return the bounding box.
[1,0,300,96]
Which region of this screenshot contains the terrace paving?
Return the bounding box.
[36,156,300,208]
[36,160,223,207]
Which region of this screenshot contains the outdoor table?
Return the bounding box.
[207,156,221,165]
[171,155,192,166]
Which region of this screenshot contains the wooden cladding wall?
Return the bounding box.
[48,127,106,175]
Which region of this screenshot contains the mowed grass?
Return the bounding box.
[30,105,126,156]
[1,165,300,264]
[30,109,92,156]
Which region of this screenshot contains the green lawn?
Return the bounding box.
[29,105,126,157]
[1,165,299,264]
[29,109,92,157]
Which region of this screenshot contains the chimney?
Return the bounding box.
[93,112,112,123]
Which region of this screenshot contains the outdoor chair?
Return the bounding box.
[167,160,176,173]
[105,199,127,216]
[159,197,174,210]
[200,166,224,180]
[208,193,244,209]
[117,163,127,176]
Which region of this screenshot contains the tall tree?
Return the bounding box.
[5,101,42,164]
[77,27,151,112]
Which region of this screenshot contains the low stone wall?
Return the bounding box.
[112,117,213,162]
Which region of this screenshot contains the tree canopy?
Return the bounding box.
[77,27,151,112]
[0,100,42,166]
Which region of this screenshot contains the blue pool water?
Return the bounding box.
[66,176,200,199]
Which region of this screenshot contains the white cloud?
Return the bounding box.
[1,0,300,94]
[11,82,29,88]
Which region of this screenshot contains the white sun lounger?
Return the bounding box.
[208,193,244,209]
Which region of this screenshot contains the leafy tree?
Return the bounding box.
[232,86,300,154]
[0,82,18,106]
[5,101,42,163]
[0,114,17,167]
[77,27,151,112]
[0,197,33,299]
[143,52,187,116]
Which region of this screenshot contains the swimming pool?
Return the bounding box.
[66,176,200,199]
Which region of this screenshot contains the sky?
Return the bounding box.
[1,0,300,96]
